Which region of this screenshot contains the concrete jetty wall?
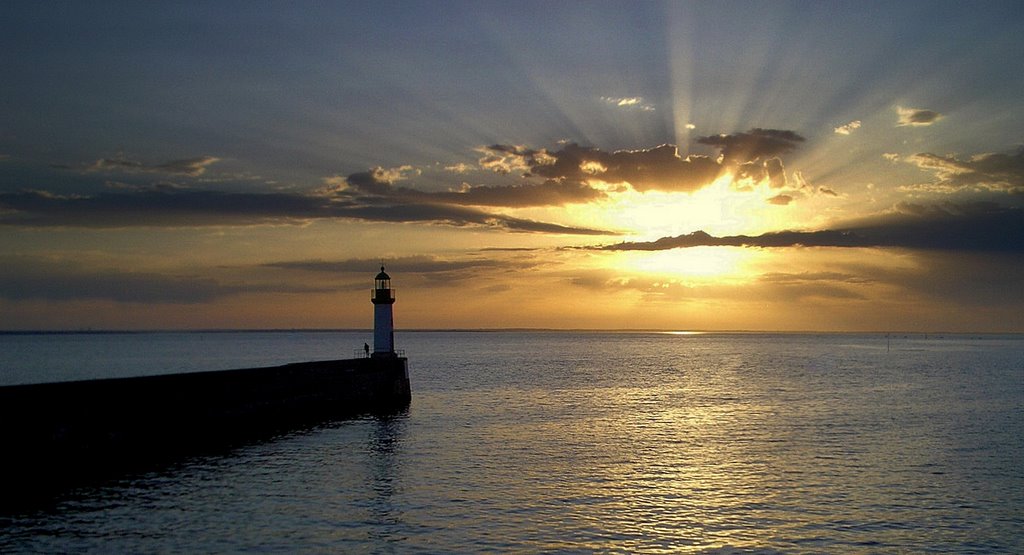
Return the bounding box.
[0,357,410,499]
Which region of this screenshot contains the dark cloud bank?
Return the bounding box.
[0,187,610,235]
[2,129,808,233]
[599,203,1024,253]
[325,128,808,227]
[1,152,611,234]
[477,128,804,193]
[339,128,805,213]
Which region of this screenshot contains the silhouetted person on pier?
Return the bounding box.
[364,343,370,357]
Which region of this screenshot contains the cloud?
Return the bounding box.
[600,96,655,111]
[0,253,545,306]
[573,249,1023,317]
[757,257,1021,307]
[0,187,614,234]
[833,120,862,135]
[264,254,538,284]
[873,251,1024,307]
[445,163,475,174]
[0,188,333,227]
[476,144,539,175]
[816,250,1024,309]
[472,132,805,198]
[435,180,606,207]
[734,156,795,192]
[0,256,328,304]
[763,157,787,188]
[340,167,606,207]
[479,143,721,193]
[339,165,421,195]
[755,272,870,301]
[902,148,1024,193]
[564,267,870,304]
[265,256,506,275]
[8,132,813,232]
[262,254,546,293]
[597,202,1024,253]
[896,106,943,127]
[696,128,805,164]
[342,203,611,235]
[87,155,220,176]
[759,271,873,286]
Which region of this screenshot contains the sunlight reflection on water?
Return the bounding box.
[1,332,1022,552]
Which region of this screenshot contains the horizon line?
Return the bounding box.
[1,328,1020,336]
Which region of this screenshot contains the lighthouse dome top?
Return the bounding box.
[375,266,390,281]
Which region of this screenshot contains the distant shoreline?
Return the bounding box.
[2,329,1022,337]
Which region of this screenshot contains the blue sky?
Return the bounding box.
[7,2,1021,181]
[2,1,1023,331]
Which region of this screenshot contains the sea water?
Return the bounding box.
[0,331,1022,553]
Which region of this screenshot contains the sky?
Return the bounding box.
[2,1,1023,332]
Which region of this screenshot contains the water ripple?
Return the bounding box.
[1,332,1022,553]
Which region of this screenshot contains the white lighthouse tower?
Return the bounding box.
[371,266,396,357]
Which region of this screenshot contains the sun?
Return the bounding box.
[560,173,798,242]
[560,172,790,282]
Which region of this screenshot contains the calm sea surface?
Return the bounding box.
[0,331,1022,553]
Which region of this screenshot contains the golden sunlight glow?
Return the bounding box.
[514,172,807,247]
[572,173,801,241]
[610,246,764,282]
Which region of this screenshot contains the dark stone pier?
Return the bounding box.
[0,356,410,504]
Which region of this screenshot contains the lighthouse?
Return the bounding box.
[371,265,396,357]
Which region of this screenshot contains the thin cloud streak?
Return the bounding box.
[340,167,607,207]
[903,148,1024,194]
[0,187,615,235]
[263,255,534,276]
[87,155,221,177]
[0,256,331,304]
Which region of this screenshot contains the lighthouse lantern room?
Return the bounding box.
[371,266,396,357]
